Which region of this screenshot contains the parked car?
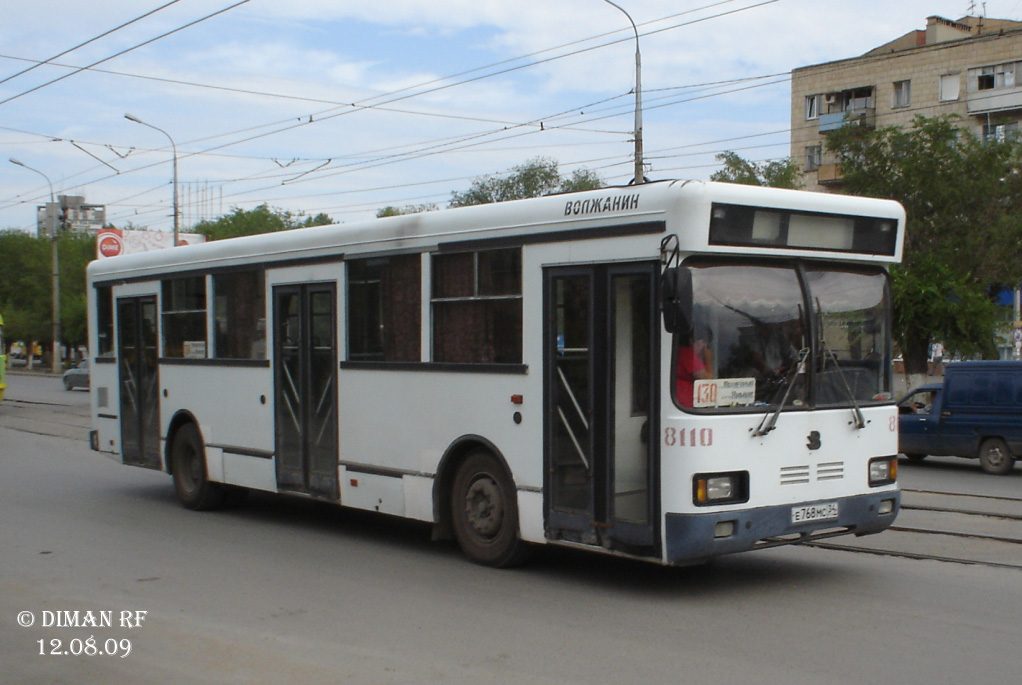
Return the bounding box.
[62,359,90,391]
[898,361,1022,475]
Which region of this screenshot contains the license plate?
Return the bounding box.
[791,502,839,524]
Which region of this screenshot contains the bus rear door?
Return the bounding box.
[272,283,339,499]
[118,296,161,469]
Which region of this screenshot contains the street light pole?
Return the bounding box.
[10,157,62,374]
[125,113,179,245]
[601,0,644,185]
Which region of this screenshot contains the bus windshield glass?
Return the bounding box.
[673,261,890,411]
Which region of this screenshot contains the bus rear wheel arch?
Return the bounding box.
[169,422,226,510]
[448,448,530,567]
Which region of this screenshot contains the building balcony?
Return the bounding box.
[967,86,1022,114]
[818,107,876,133]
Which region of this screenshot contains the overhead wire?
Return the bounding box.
[0,0,182,86]
[1,0,777,162]
[5,0,787,222]
[0,0,252,107]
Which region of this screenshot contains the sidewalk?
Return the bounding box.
[5,366,61,377]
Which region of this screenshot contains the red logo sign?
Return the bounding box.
[98,232,123,258]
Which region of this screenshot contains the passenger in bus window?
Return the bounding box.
[675,329,713,408]
[737,321,799,380]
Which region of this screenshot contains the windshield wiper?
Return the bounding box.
[752,348,809,437]
[822,343,867,430]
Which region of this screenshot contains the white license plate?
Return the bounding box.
[791,502,839,524]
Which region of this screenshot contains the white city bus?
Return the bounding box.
[87,180,904,567]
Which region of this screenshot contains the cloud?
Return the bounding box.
[1,0,1012,229]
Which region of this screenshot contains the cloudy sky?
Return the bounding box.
[1,0,1018,233]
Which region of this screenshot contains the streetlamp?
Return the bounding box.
[601,0,644,184]
[10,157,62,374]
[124,113,179,245]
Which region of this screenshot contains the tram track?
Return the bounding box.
[805,487,1022,571]
[0,397,91,441]
[805,540,1022,571]
[902,487,1022,505]
[4,384,1021,570]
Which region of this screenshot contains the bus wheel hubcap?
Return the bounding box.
[465,478,503,538]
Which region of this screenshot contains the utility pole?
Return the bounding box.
[602,0,644,184]
[125,113,179,245]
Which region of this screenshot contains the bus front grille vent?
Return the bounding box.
[780,461,844,485]
[780,465,810,486]
[816,461,845,481]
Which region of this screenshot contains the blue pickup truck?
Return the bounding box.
[898,361,1021,475]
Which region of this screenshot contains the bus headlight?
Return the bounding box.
[868,456,897,486]
[693,472,749,506]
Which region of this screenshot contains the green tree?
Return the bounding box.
[0,230,94,360]
[560,168,605,193]
[194,205,334,241]
[0,230,49,345]
[826,115,1022,373]
[711,151,803,189]
[376,203,439,218]
[59,232,96,352]
[449,157,604,207]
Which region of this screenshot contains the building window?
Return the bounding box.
[842,87,873,112]
[893,80,911,108]
[805,145,822,172]
[213,270,266,359]
[162,276,207,358]
[939,73,961,101]
[983,121,1020,143]
[805,94,820,120]
[936,73,960,102]
[347,254,421,362]
[432,248,522,364]
[971,62,1019,91]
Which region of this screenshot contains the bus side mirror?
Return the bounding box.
[661,267,692,335]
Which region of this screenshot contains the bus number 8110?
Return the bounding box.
[664,427,713,447]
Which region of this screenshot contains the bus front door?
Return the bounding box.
[118,296,161,469]
[273,284,339,499]
[545,263,658,556]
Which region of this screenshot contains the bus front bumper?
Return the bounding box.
[663,490,900,565]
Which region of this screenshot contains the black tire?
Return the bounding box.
[450,450,530,567]
[978,437,1015,475]
[170,423,225,510]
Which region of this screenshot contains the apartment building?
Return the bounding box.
[791,15,1022,191]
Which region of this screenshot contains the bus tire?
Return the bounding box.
[450,450,529,567]
[171,423,225,510]
[978,438,1015,475]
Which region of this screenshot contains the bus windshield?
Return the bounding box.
[672,261,890,411]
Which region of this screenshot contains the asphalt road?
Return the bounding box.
[2,372,1021,683]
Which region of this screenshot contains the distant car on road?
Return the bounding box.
[898,361,1021,474]
[62,360,90,391]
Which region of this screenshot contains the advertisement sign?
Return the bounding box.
[96,229,205,259]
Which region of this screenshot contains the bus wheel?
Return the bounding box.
[978,438,1015,475]
[171,423,225,510]
[451,450,529,567]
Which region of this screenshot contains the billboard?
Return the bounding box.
[96,228,206,259]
